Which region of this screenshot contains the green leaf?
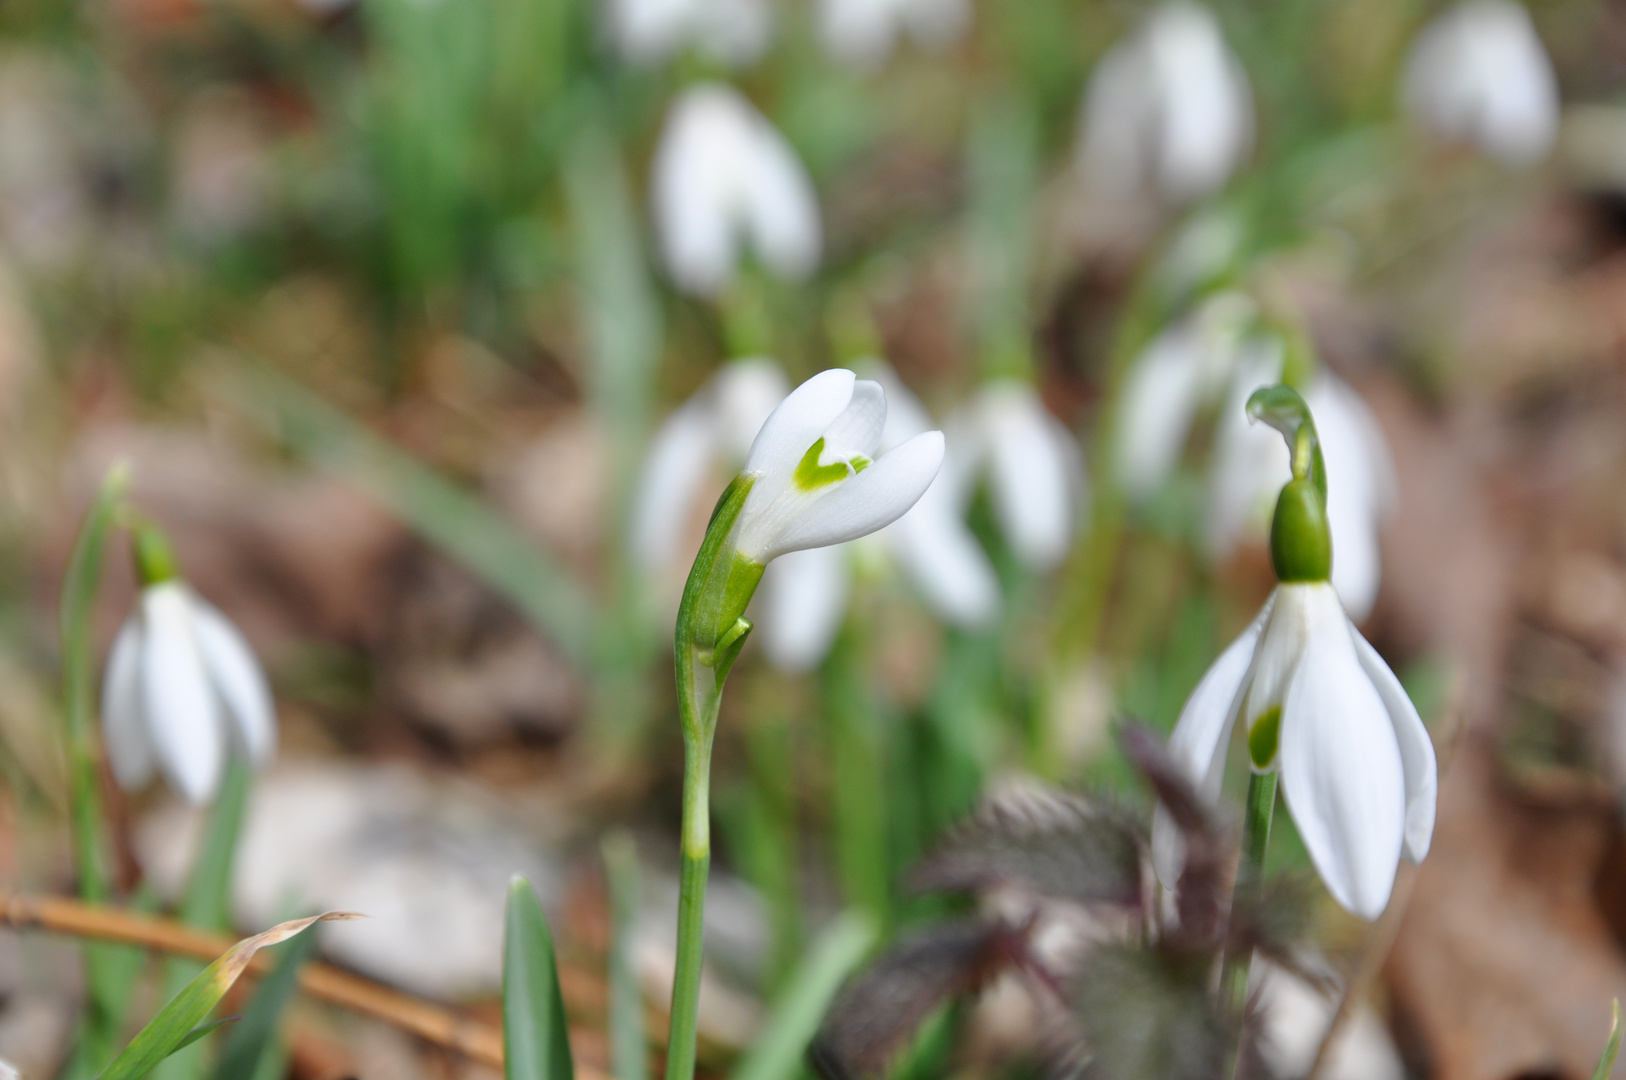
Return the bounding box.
[601,833,647,1080]
[503,876,574,1080]
[97,912,359,1080]
[732,912,876,1080]
[223,366,595,668]
[172,1017,239,1053]
[210,923,322,1080]
[1593,999,1622,1080]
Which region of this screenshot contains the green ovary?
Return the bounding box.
[1248,705,1282,770]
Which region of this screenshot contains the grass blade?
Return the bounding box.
[731,912,877,1080]
[601,833,646,1080]
[210,922,322,1080]
[98,912,360,1080]
[1593,999,1622,1080]
[504,876,574,1080]
[223,366,595,667]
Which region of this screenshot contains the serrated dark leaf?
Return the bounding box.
[809,919,1023,1080]
[1119,724,1233,946]
[1072,943,1229,1080]
[910,785,1145,908]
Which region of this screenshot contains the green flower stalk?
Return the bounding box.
[663,369,944,1080]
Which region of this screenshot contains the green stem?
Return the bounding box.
[665,743,713,1080]
[1221,771,1278,1077]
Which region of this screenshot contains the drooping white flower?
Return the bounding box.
[756,367,999,671]
[1076,1,1253,201]
[818,0,970,70]
[604,0,772,68]
[1403,0,1558,167]
[102,551,276,805]
[733,368,944,564]
[651,85,821,298]
[950,381,1082,573]
[631,358,789,573]
[1154,392,1434,920]
[1153,581,1436,919]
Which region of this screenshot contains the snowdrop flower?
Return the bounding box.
[733,369,944,565]
[1153,387,1436,920]
[818,0,970,70]
[1077,1,1253,201]
[631,358,790,574]
[757,367,999,670]
[950,381,1082,572]
[1403,0,1558,167]
[604,0,771,68]
[102,526,275,805]
[651,85,821,298]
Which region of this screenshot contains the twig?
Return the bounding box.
[1,892,611,1079]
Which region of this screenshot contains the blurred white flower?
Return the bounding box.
[0,1056,17,1080]
[758,367,1000,671]
[733,368,943,564]
[102,572,276,806]
[1076,1,1253,201]
[1403,0,1557,167]
[605,0,772,68]
[630,357,789,572]
[1152,581,1437,919]
[651,85,821,297]
[818,0,970,70]
[950,381,1082,573]
[1117,292,1396,619]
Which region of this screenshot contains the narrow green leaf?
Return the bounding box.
[223,366,595,667]
[731,912,877,1080]
[1593,999,1622,1080]
[98,912,360,1080]
[172,1017,239,1053]
[211,924,322,1080]
[504,876,574,1080]
[601,833,646,1080]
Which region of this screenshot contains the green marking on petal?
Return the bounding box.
[794,437,856,491]
[851,455,871,473]
[1248,705,1282,771]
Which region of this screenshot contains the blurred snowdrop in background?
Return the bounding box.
[1076,1,1253,201]
[1403,0,1559,166]
[651,84,821,297]
[604,0,772,67]
[818,0,972,71]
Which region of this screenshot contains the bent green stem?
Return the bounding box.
[665,477,762,1080]
[1221,771,1277,1079]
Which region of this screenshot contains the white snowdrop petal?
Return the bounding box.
[1204,340,1287,562]
[985,387,1074,571]
[101,616,154,790]
[631,402,720,570]
[1308,375,1392,621]
[744,368,856,479]
[1279,626,1405,920]
[714,358,792,460]
[192,598,277,768]
[139,585,225,805]
[1118,326,1209,499]
[820,379,887,463]
[886,491,1000,627]
[869,365,932,450]
[764,430,944,558]
[1078,43,1152,197]
[1149,3,1252,199]
[741,114,822,281]
[651,86,752,296]
[758,544,851,671]
[1352,631,1437,863]
[1152,594,1273,886]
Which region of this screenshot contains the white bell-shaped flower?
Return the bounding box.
[1153,582,1437,919]
[102,542,276,805]
[631,357,790,573]
[818,0,970,70]
[734,368,944,564]
[651,84,822,298]
[1077,1,1253,201]
[603,0,771,68]
[1403,0,1558,167]
[755,367,999,671]
[950,381,1082,573]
